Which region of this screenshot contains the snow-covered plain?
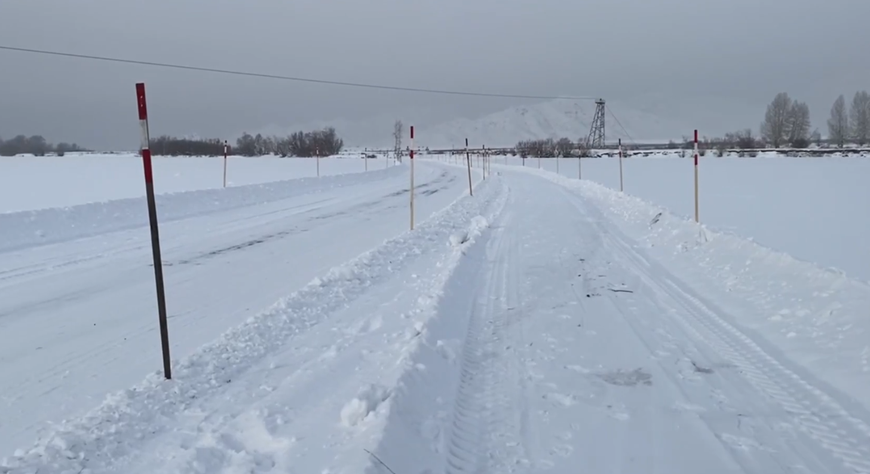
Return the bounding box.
[2,154,869,473]
[480,153,870,282]
[0,153,386,212]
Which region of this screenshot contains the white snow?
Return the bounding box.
[494,154,870,282]
[2,153,869,473]
[0,158,485,467]
[0,153,389,213]
[340,384,392,428]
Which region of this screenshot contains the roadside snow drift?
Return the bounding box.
[0,167,504,474]
[526,167,870,418]
[0,165,407,253]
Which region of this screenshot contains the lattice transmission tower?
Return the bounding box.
[586,99,606,148]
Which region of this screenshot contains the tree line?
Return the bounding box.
[515,137,590,158]
[0,135,86,156]
[151,127,344,157]
[828,91,870,147]
[696,90,870,153]
[1,128,345,158]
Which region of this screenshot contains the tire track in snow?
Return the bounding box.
[444,207,528,473]
[0,171,504,474]
[565,188,870,474]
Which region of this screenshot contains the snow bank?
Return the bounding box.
[0,165,407,254]
[526,167,870,413]
[341,384,392,427]
[494,155,870,281]
[361,206,506,474]
[0,168,506,474]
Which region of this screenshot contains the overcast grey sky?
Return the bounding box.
[1,0,868,149]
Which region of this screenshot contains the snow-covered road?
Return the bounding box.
[0,163,469,456]
[375,171,870,474]
[3,163,870,474]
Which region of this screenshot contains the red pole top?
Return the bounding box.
[135,83,148,120]
[410,126,415,139]
[694,129,698,143]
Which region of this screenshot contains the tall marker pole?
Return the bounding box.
[618,138,624,192]
[465,138,473,196]
[316,147,320,177]
[410,126,415,230]
[135,83,172,380]
[482,145,487,180]
[364,148,368,171]
[223,140,228,188]
[694,129,700,223]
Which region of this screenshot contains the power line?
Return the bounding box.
[0,44,599,101]
[606,104,635,144]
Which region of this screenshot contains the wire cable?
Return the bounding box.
[606,104,635,145]
[0,44,598,101]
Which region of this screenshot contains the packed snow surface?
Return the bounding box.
[1,155,869,473]
[482,153,870,282]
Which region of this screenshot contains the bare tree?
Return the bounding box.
[725,129,758,150]
[760,92,792,147]
[555,137,574,157]
[787,100,811,147]
[235,133,257,156]
[828,94,849,147]
[393,120,403,162]
[850,90,870,145]
[284,127,344,157]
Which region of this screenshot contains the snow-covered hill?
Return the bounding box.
[258,99,696,150]
[420,99,693,148]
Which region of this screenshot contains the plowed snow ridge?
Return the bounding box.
[3,159,869,474]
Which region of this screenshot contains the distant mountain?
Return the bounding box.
[253,96,756,150]
[419,99,693,148]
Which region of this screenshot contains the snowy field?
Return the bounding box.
[0,153,387,212]
[473,154,870,282]
[1,154,869,473]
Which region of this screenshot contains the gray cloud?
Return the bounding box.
[1,0,868,149]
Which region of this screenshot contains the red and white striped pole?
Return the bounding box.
[135,83,172,380]
[410,125,415,230]
[223,140,228,188]
[694,129,700,223]
[618,138,624,192]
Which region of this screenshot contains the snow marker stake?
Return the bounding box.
[316,147,320,177]
[618,138,624,192]
[410,125,415,230]
[482,145,487,180]
[135,83,172,380]
[694,129,700,223]
[556,151,560,175]
[465,138,473,196]
[223,140,228,188]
